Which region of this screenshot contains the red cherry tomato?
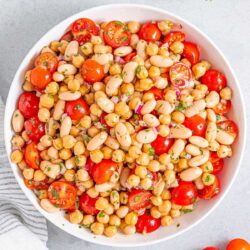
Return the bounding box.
[172,181,198,206]
[60,30,73,42]
[71,18,99,45]
[226,238,250,250]
[35,52,58,73]
[17,92,39,119]
[30,67,52,89]
[199,176,220,200]
[48,181,77,209]
[182,41,199,65]
[217,120,239,138]
[85,158,95,177]
[65,98,89,121]
[81,59,104,83]
[163,31,185,45]
[146,87,164,100]
[24,179,48,190]
[201,69,227,92]
[79,193,99,215]
[24,117,45,142]
[139,22,161,42]
[169,62,191,88]
[124,52,136,62]
[210,152,224,174]
[100,112,111,131]
[213,100,231,115]
[203,247,220,250]
[151,135,174,155]
[103,21,131,48]
[136,213,161,234]
[24,142,40,170]
[128,189,152,212]
[183,115,207,137]
[92,159,119,184]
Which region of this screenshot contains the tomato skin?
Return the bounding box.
[199,176,220,200]
[136,213,161,234]
[203,247,219,250]
[201,69,227,92]
[35,52,58,73]
[128,189,152,212]
[100,112,111,131]
[151,135,174,155]
[163,31,185,45]
[48,181,77,209]
[79,193,99,215]
[30,67,52,89]
[92,160,119,184]
[182,41,199,65]
[139,22,161,42]
[60,30,73,42]
[217,120,238,138]
[169,62,191,88]
[24,117,45,142]
[226,238,250,250]
[24,142,40,170]
[24,179,48,190]
[85,158,95,177]
[146,87,164,100]
[104,21,131,48]
[210,152,224,174]
[17,92,39,119]
[183,115,207,137]
[124,52,136,62]
[65,98,89,121]
[213,100,231,115]
[171,181,198,206]
[81,59,104,83]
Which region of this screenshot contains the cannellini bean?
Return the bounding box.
[136,128,158,143]
[205,122,217,142]
[185,144,201,156]
[53,100,65,120]
[122,62,138,83]
[106,75,123,96]
[40,199,59,213]
[153,178,165,196]
[114,46,133,57]
[115,123,131,147]
[12,110,24,133]
[143,114,160,127]
[64,41,79,61]
[60,116,72,137]
[44,164,60,179]
[87,132,108,151]
[205,91,220,108]
[194,176,204,190]
[189,136,209,148]
[120,168,130,188]
[150,55,173,68]
[110,190,120,209]
[207,109,216,122]
[57,64,77,75]
[59,91,81,101]
[139,100,156,116]
[92,53,113,65]
[180,167,202,181]
[185,100,206,118]
[153,76,168,89]
[170,126,192,139]
[97,97,114,113]
[46,118,59,137]
[169,139,186,160]
[188,149,209,167]
[216,129,235,145]
[156,100,174,114]
[105,136,119,150]
[136,40,147,60]
[95,182,115,192]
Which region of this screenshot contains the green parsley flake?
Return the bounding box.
[52,189,59,200]
[176,101,187,111]
[149,147,155,156]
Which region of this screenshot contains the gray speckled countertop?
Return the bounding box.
[1,0,250,249]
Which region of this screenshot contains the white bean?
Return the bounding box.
[143,114,160,127]
[53,100,65,120]
[57,64,77,75]
[136,128,158,144]
[59,91,81,101]
[156,100,174,114]
[189,136,209,148]
[12,110,24,133]
[180,167,202,181]
[105,136,119,150]
[207,109,216,122]
[136,40,147,60]
[188,149,209,167]
[185,144,201,156]
[170,126,192,139]
[46,118,58,137]
[87,132,108,151]
[205,91,220,108]
[114,46,133,57]
[140,99,157,115]
[122,62,138,83]
[53,72,64,82]
[205,122,217,142]
[60,116,72,137]
[106,75,123,96]
[92,53,113,65]
[216,129,235,145]
[169,139,186,160]
[40,199,59,213]
[153,76,168,89]
[97,97,114,113]
[95,182,115,193]
[185,100,206,118]
[120,168,130,188]
[130,34,139,48]
[64,41,79,61]
[150,55,173,68]
[194,176,204,190]
[115,123,131,147]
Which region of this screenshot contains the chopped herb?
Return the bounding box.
[205,174,210,183]
[76,104,82,110]
[182,209,193,214]
[176,101,187,111]
[176,223,180,228]
[136,66,141,74]
[149,147,155,156]
[47,167,51,172]
[121,36,127,42]
[31,118,35,125]
[52,189,59,200]
[15,113,19,117]
[98,211,105,217]
[216,115,221,122]
[134,195,140,202]
[114,21,123,26]
[75,156,80,165]
[191,197,196,203]
[55,204,59,208]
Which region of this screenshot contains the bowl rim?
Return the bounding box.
[4,3,247,247]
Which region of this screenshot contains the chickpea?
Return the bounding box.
[80,42,93,56]
[114,102,130,116]
[172,111,185,124]
[40,150,50,160]
[158,46,169,57]
[75,155,86,167]
[170,41,184,54]
[217,145,232,158]
[158,125,170,137]
[136,153,150,166]
[97,211,109,224]
[120,83,135,96]
[104,203,115,215]
[164,89,177,103]
[116,206,129,218]
[59,148,72,160]
[11,150,23,163]
[104,113,119,127]
[76,169,90,182]
[220,87,232,100]
[125,212,138,225]
[200,161,213,173]
[33,170,46,182]
[95,197,109,210]
[127,21,140,33]
[38,189,48,200]
[123,225,136,235]
[82,214,95,227]
[72,54,84,68]
[40,135,53,148]
[104,225,117,237]
[161,215,172,226]
[157,20,173,33]
[62,135,76,149]
[134,165,147,179]
[140,177,153,190]
[53,138,63,150]
[68,79,80,92]
[159,154,171,166]
[127,174,140,188]
[38,108,50,122]
[129,97,141,110]
[23,168,34,180]
[100,146,112,160]
[147,160,160,172]
[148,66,161,78]
[73,141,85,156]
[161,189,171,200]
[158,200,171,214]
[45,82,59,95]
[109,215,121,226]
[64,169,75,182]
[151,206,161,219]
[40,94,54,109]
[80,115,91,129]
[57,40,68,54]
[146,43,159,56]
[120,192,128,204]
[69,210,83,224]
[109,63,122,75]
[159,114,171,125]
[47,147,59,160]
[202,173,216,186]
[178,158,188,171]
[90,149,104,163]
[138,78,153,91]
[136,66,148,79]
[90,222,104,235]
[170,209,181,218]
[111,149,124,163]
[11,135,25,148]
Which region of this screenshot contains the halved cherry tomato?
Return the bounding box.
[35,52,58,73]
[182,41,199,65]
[65,98,89,120]
[103,21,131,48]
[171,181,198,205]
[24,117,45,142]
[60,30,73,42]
[79,193,99,215]
[17,92,39,118]
[201,69,227,92]
[48,181,77,209]
[151,135,174,155]
[124,52,136,62]
[136,212,161,234]
[128,189,152,212]
[24,142,40,170]
[81,59,104,83]
[24,179,48,190]
[210,152,224,174]
[199,176,220,200]
[139,22,161,42]
[85,158,95,177]
[226,238,250,250]
[30,67,52,89]
[183,115,206,137]
[163,31,185,45]
[213,100,231,115]
[71,18,99,45]
[203,247,220,250]
[169,62,191,88]
[100,112,111,131]
[146,87,164,100]
[92,159,119,184]
[217,120,239,138]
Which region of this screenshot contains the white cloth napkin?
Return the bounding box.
[0,98,48,250]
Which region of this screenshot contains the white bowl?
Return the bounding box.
[4,3,246,247]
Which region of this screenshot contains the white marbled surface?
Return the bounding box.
[0,0,250,249]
